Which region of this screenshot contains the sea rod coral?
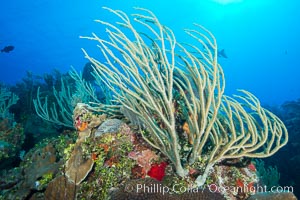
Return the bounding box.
[81,7,288,186]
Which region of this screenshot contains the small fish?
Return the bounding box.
[204,43,228,58]
[1,45,14,53]
[218,49,228,58]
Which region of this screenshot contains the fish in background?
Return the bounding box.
[204,43,228,59]
[217,49,228,58]
[1,45,14,53]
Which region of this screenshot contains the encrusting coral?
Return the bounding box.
[64,144,95,185]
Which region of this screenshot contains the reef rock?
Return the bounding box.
[22,143,61,189]
[94,118,124,137]
[248,192,297,200]
[44,176,77,200]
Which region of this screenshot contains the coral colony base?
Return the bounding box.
[0,7,295,200]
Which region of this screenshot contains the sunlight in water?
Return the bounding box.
[212,0,243,5]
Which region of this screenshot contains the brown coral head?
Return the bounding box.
[65,143,94,185]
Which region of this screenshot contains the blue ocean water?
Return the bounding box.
[1,0,299,106]
[0,0,300,105]
[0,1,299,199]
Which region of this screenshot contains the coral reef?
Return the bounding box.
[82,7,288,187]
[0,121,24,167]
[0,96,295,200]
[33,66,111,128]
[255,159,280,190]
[0,6,297,200]
[0,135,75,199]
[0,86,19,120]
[247,192,297,200]
[48,108,263,200]
[0,86,24,169]
[65,103,107,185]
[265,99,300,198]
